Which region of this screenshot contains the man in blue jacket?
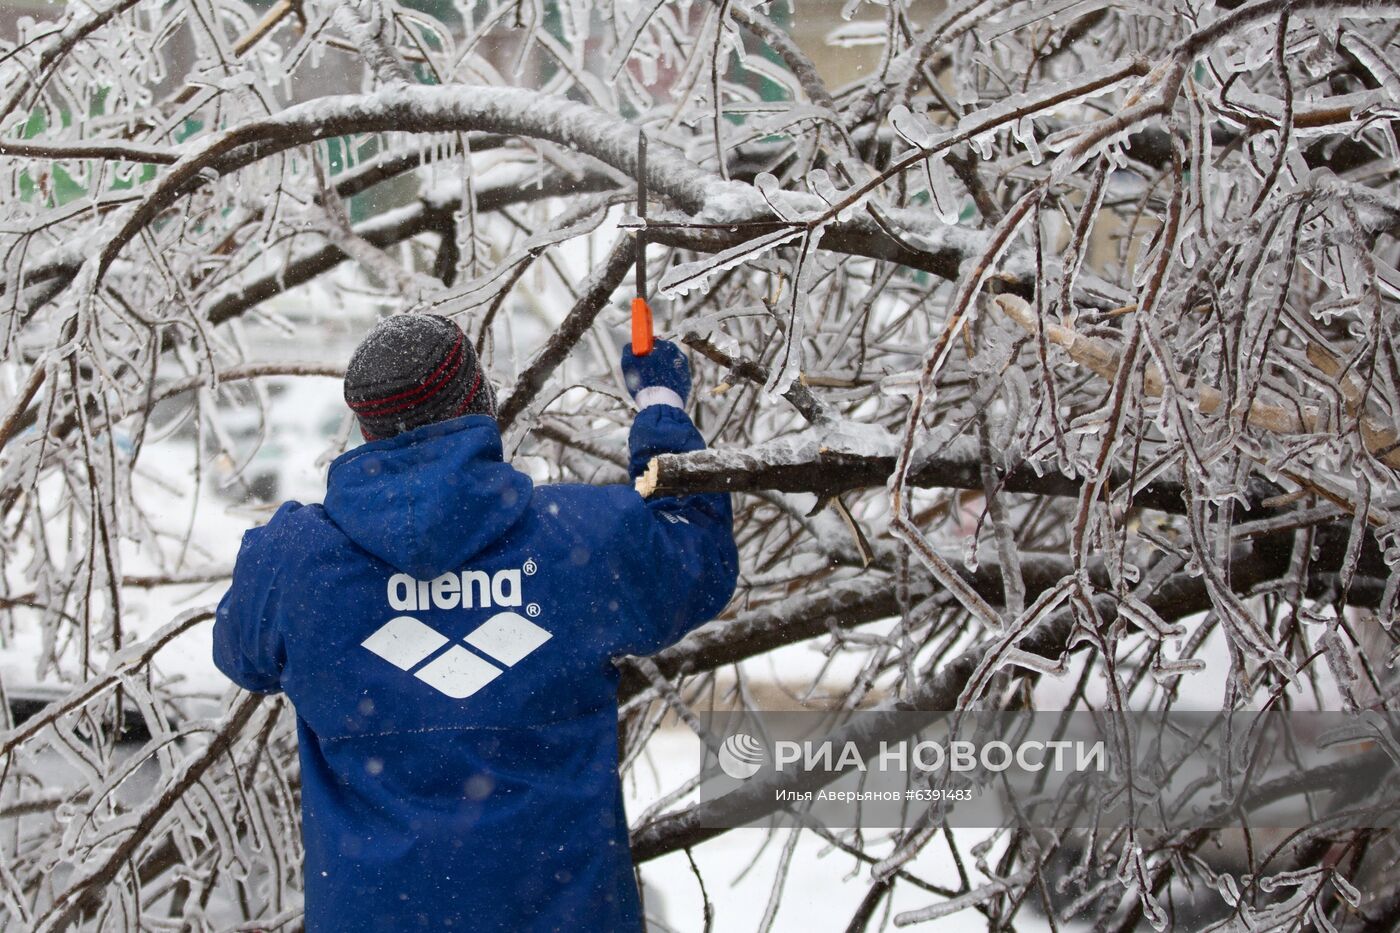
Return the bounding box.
[213,313,737,932]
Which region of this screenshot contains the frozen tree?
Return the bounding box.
[1,0,1399,929]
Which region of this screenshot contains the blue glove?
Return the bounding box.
[622,339,691,409]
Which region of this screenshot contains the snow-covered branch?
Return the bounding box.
[3,0,1398,927]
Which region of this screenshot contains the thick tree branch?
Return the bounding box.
[634,436,1276,517]
[0,140,179,164]
[993,294,1400,470]
[68,84,1036,312]
[617,552,1101,703]
[204,169,615,326]
[498,235,636,429]
[628,536,1358,862]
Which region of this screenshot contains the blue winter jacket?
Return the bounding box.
[212,408,737,932]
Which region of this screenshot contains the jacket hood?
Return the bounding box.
[323,415,533,579]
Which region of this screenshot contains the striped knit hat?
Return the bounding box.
[344,314,497,441]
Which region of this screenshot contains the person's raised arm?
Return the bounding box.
[604,340,737,657]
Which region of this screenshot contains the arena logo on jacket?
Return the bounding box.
[359,559,551,699]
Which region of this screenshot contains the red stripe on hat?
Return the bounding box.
[350,334,464,417]
[451,370,484,417]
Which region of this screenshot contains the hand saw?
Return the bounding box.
[631,131,654,356]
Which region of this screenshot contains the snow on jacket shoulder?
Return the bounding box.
[212,410,736,933]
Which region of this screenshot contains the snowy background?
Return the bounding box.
[2,0,1398,930]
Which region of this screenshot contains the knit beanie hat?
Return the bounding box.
[344,314,497,441]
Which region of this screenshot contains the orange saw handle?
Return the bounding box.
[631,297,654,356]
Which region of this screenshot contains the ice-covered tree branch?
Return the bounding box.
[3,0,1399,928]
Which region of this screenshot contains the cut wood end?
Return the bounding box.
[635,458,660,498]
[710,382,731,395]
